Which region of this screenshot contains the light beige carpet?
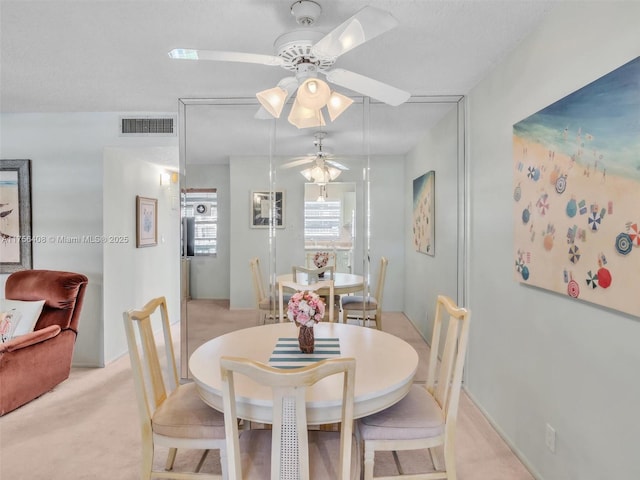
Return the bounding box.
[0,301,533,479]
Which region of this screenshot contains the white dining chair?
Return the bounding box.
[123,296,227,479]
[251,257,287,324]
[292,264,335,284]
[220,356,359,479]
[278,278,335,323]
[356,294,471,480]
[292,264,340,314]
[341,256,388,329]
[305,250,337,269]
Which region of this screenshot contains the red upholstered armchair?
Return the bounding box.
[0,270,88,415]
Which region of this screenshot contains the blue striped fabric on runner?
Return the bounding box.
[268,337,341,369]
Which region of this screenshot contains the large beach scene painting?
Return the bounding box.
[513,56,640,317]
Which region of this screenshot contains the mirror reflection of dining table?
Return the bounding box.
[189,322,419,425]
[276,272,364,295]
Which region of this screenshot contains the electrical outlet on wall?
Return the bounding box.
[545,423,556,453]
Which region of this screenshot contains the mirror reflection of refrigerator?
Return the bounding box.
[182,216,195,257]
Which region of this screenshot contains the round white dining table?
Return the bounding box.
[189,322,418,425]
[276,272,364,295]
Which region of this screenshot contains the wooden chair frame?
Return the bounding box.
[220,356,356,480]
[250,257,277,324]
[278,278,335,323]
[305,251,337,269]
[123,296,226,479]
[342,257,388,330]
[357,294,471,480]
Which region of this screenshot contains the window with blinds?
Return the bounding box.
[182,189,217,256]
[304,200,342,241]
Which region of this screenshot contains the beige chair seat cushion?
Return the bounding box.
[357,384,444,440]
[235,428,359,479]
[152,382,225,439]
[341,295,378,311]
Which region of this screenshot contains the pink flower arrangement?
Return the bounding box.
[287,290,326,327]
[313,251,329,268]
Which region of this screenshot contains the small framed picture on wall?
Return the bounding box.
[250,190,284,228]
[136,195,158,247]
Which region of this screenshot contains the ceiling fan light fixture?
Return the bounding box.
[327,166,342,181]
[327,91,354,121]
[301,164,341,185]
[296,78,331,109]
[300,168,314,182]
[256,86,288,118]
[288,98,326,129]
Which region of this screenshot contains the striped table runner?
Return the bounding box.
[268,337,341,369]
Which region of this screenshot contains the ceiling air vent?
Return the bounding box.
[120,116,176,136]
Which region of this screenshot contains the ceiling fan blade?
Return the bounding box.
[281,157,315,169]
[255,76,298,119]
[325,159,349,171]
[325,68,410,106]
[168,48,284,66]
[311,6,398,59]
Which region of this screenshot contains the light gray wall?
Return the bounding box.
[464,3,639,480]
[103,147,180,364]
[403,105,460,341]
[185,164,230,300]
[0,112,180,366]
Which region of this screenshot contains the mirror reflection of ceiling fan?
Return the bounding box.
[168,1,410,128]
[282,131,348,184]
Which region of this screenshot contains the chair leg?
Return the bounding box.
[141,440,154,480]
[195,449,210,473]
[391,450,404,475]
[165,447,177,471]
[429,446,443,471]
[219,446,228,480]
[443,439,457,480]
[363,442,375,480]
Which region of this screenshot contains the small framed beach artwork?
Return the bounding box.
[0,159,32,273]
[412,171,435,256]
[251,190,285,229]
[513,56,640,317]
[136,195,157,247]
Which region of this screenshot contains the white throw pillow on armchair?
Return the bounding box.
[0,299,46,339]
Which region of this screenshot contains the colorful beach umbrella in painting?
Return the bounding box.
[567,278,580,298]
[628,223,640,247]
[522,207,531,224]
[568,245,581,264]
[586,270,598,289]
[588,211,602,231]
[527,166,535,179]
[555,175,567,194]
[536,194,549,215]
[597,267,612,289]
[527,166,540,181]
[615,232,633,256]
[515,257,524,273]
[521,265,530,281]
[566,198,577,218]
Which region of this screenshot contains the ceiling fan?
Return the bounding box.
[281,131,348,184]
[169,1,410,128]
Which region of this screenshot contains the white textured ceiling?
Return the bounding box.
[0,0,558,162]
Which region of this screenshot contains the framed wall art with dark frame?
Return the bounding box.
[250,190,285,229]
[0,159,33,273]
[136,195,158,247]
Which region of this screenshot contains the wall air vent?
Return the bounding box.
[119,116,176,136]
